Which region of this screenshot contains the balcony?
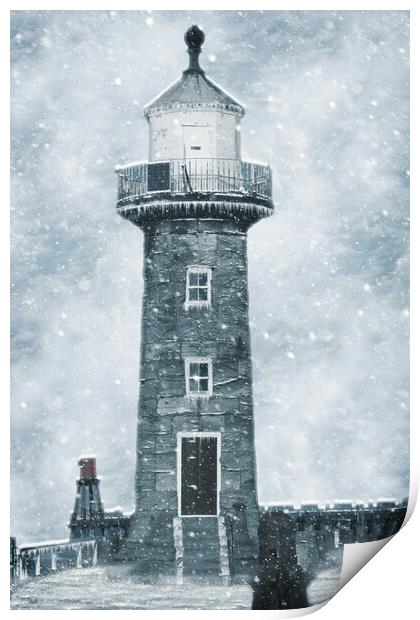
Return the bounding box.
[115,158,273,209]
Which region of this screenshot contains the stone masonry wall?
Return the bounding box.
[119,216,261,574]
[135,218,259,520]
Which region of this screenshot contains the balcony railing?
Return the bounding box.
[116,158,272,205]
[10,537,99,585]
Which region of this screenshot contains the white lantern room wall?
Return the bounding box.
[148,109,241,162]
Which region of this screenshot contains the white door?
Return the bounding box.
[183,125,211,159]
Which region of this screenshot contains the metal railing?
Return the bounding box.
[116,158,272,204]
[11,537,99,584]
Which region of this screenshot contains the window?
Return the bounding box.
[185,266,212,307]
[185,358,213,397]
[147,161,170,192]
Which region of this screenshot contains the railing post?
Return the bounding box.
[10,537,18,586]
[76,545,82,569]
[20,553,27,580]
[92,541,98,566]
[35,551,41,576]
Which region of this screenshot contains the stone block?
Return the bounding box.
[181,341,218,358]
[199,396,238,414]
[155,472,177,492]
[214,378,249,398]
[137,490,177,512]
[157,396,195,416]
[220,432,248,453]
[138,473,155,491]
[199,415,225,432]
[155,434,177,451]
[221,469,241,491]
[213,359,238,379]
[198,234,218,252]
[172,414,200,432]
[156,378,185,398]
[222,448,245,470]
[241,470,257,490]
[155,450,177,470]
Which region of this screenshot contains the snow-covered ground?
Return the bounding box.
[11,566,253,610]
[307,566,341,606]
[11,561,341,610]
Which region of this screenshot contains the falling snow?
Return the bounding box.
[11,10,409,546]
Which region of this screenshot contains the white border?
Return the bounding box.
[176,431,221,517]
[4,4,417,619]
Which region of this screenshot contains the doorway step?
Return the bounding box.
[173,516,230,584]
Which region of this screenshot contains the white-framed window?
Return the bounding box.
[185,266,212,307]
[185,357,213,397]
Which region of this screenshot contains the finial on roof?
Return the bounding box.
[184,25,205,74]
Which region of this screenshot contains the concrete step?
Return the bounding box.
[173,516,231,584]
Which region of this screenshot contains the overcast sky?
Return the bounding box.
[11,10,409,542]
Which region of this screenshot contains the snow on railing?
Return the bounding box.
[11,537,99,585]
[116,158,272,204]
[259,498,407,545]
[259,497,405,512]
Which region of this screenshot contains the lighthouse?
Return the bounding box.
[116,26,273,581]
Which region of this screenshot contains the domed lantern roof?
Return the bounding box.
[144,25,245,119]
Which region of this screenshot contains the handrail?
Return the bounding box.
[19,538,72,550]
[116,158,272,204]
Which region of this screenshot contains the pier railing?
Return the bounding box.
[260,498,407,545]
[116,158,272,205]
[10,537,98,585]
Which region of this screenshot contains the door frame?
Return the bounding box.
[177,431,221,517]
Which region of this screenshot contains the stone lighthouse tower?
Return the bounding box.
[116,26,273,581]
